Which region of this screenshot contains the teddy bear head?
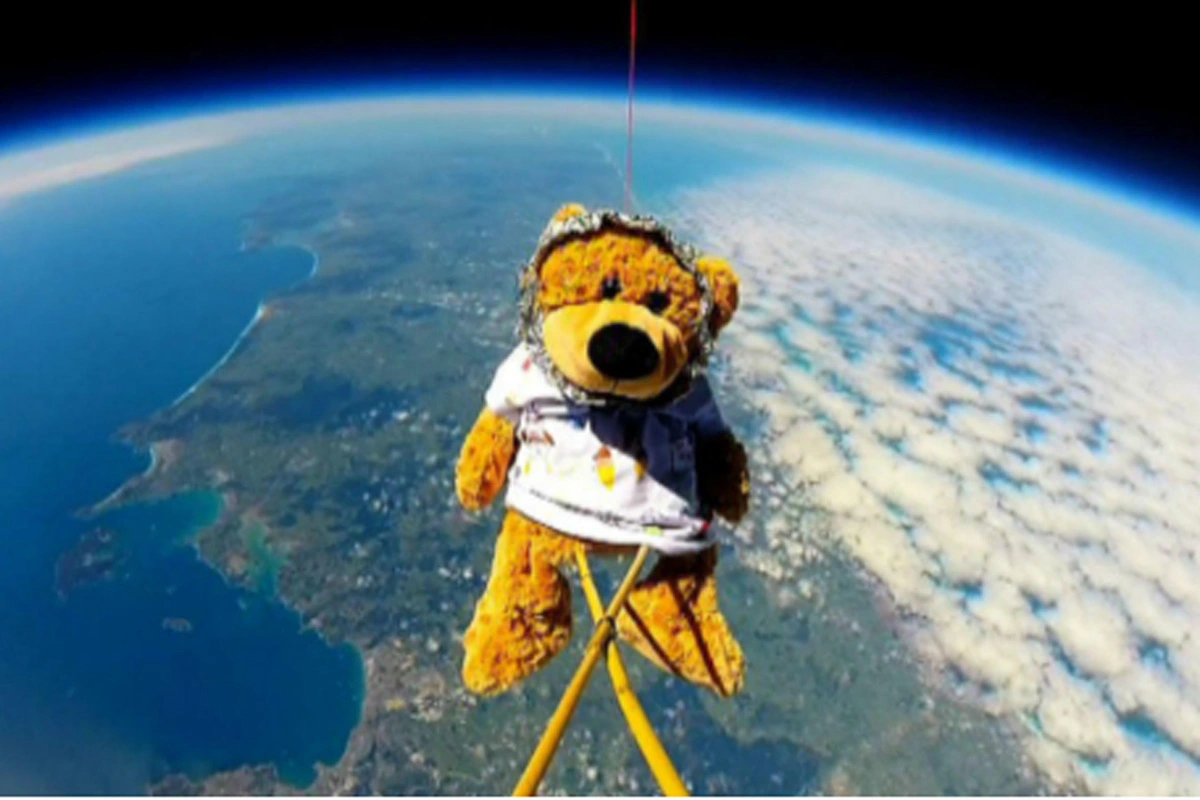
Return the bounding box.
[517,203,740,404]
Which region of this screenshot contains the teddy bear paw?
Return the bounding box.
[617,573,746,698]
[461,597,573,696]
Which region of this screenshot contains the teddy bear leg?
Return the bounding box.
[616,547,745,697]
[461,511,577,695]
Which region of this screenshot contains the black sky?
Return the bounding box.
[3,5,1198,204]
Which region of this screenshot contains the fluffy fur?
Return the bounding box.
[455,203,750,698]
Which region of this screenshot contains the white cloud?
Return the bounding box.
[0,136,231,201]
[671,166,1200,793]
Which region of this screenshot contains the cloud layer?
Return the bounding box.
[671,167,1200,794]
[0,136,232,201]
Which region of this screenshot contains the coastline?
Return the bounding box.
[79,438,180,517]
[76,234,367,790]
[169,301,265,408]
[86,242,322,516]
[302,245,321,280]
[170,243,320,408]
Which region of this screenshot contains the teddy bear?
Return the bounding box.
[454,203,750,699]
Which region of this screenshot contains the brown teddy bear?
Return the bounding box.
[454,203,750,699]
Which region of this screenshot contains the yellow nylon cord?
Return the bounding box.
[575,549,689,796]
[512,545,651,796]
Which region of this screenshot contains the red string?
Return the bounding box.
[624,0,637,214]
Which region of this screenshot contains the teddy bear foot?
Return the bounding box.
[461,513,576,696]
[461,594,572,696]
[616,548,745,698]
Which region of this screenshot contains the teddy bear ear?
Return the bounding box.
[551,203,588,223]
[697,255,740,336]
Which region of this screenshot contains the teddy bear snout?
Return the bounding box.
[587,322,660,380]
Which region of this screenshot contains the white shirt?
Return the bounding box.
[484,344,727,555]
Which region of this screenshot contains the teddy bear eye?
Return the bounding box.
[601,276,622,300]
[646,291,670,314]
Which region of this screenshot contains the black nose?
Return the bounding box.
[588,323,660,381]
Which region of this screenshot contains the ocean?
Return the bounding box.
[0,144,364,793]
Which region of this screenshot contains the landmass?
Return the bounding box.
[86,134,1038,794]
[55,527,123,599]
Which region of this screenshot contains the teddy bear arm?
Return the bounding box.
[696,430,751,524]
[455,408,518,512]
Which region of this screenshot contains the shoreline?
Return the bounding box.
[81,241,323,519]
[301,244,321,280]
[165,487,369,794]
[171,243,320,408]
[73,233,366,791]
[79,438,173,517]
[170,301,265,408]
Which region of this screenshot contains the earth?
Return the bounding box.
[1,95,1198,795]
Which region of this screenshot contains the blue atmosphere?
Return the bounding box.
[6,74,1200,228]
[9,81,1200,298]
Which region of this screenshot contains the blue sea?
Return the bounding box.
[0,145,364,793]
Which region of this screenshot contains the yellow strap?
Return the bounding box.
[575,549,689,797]
[513,545,651,797]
